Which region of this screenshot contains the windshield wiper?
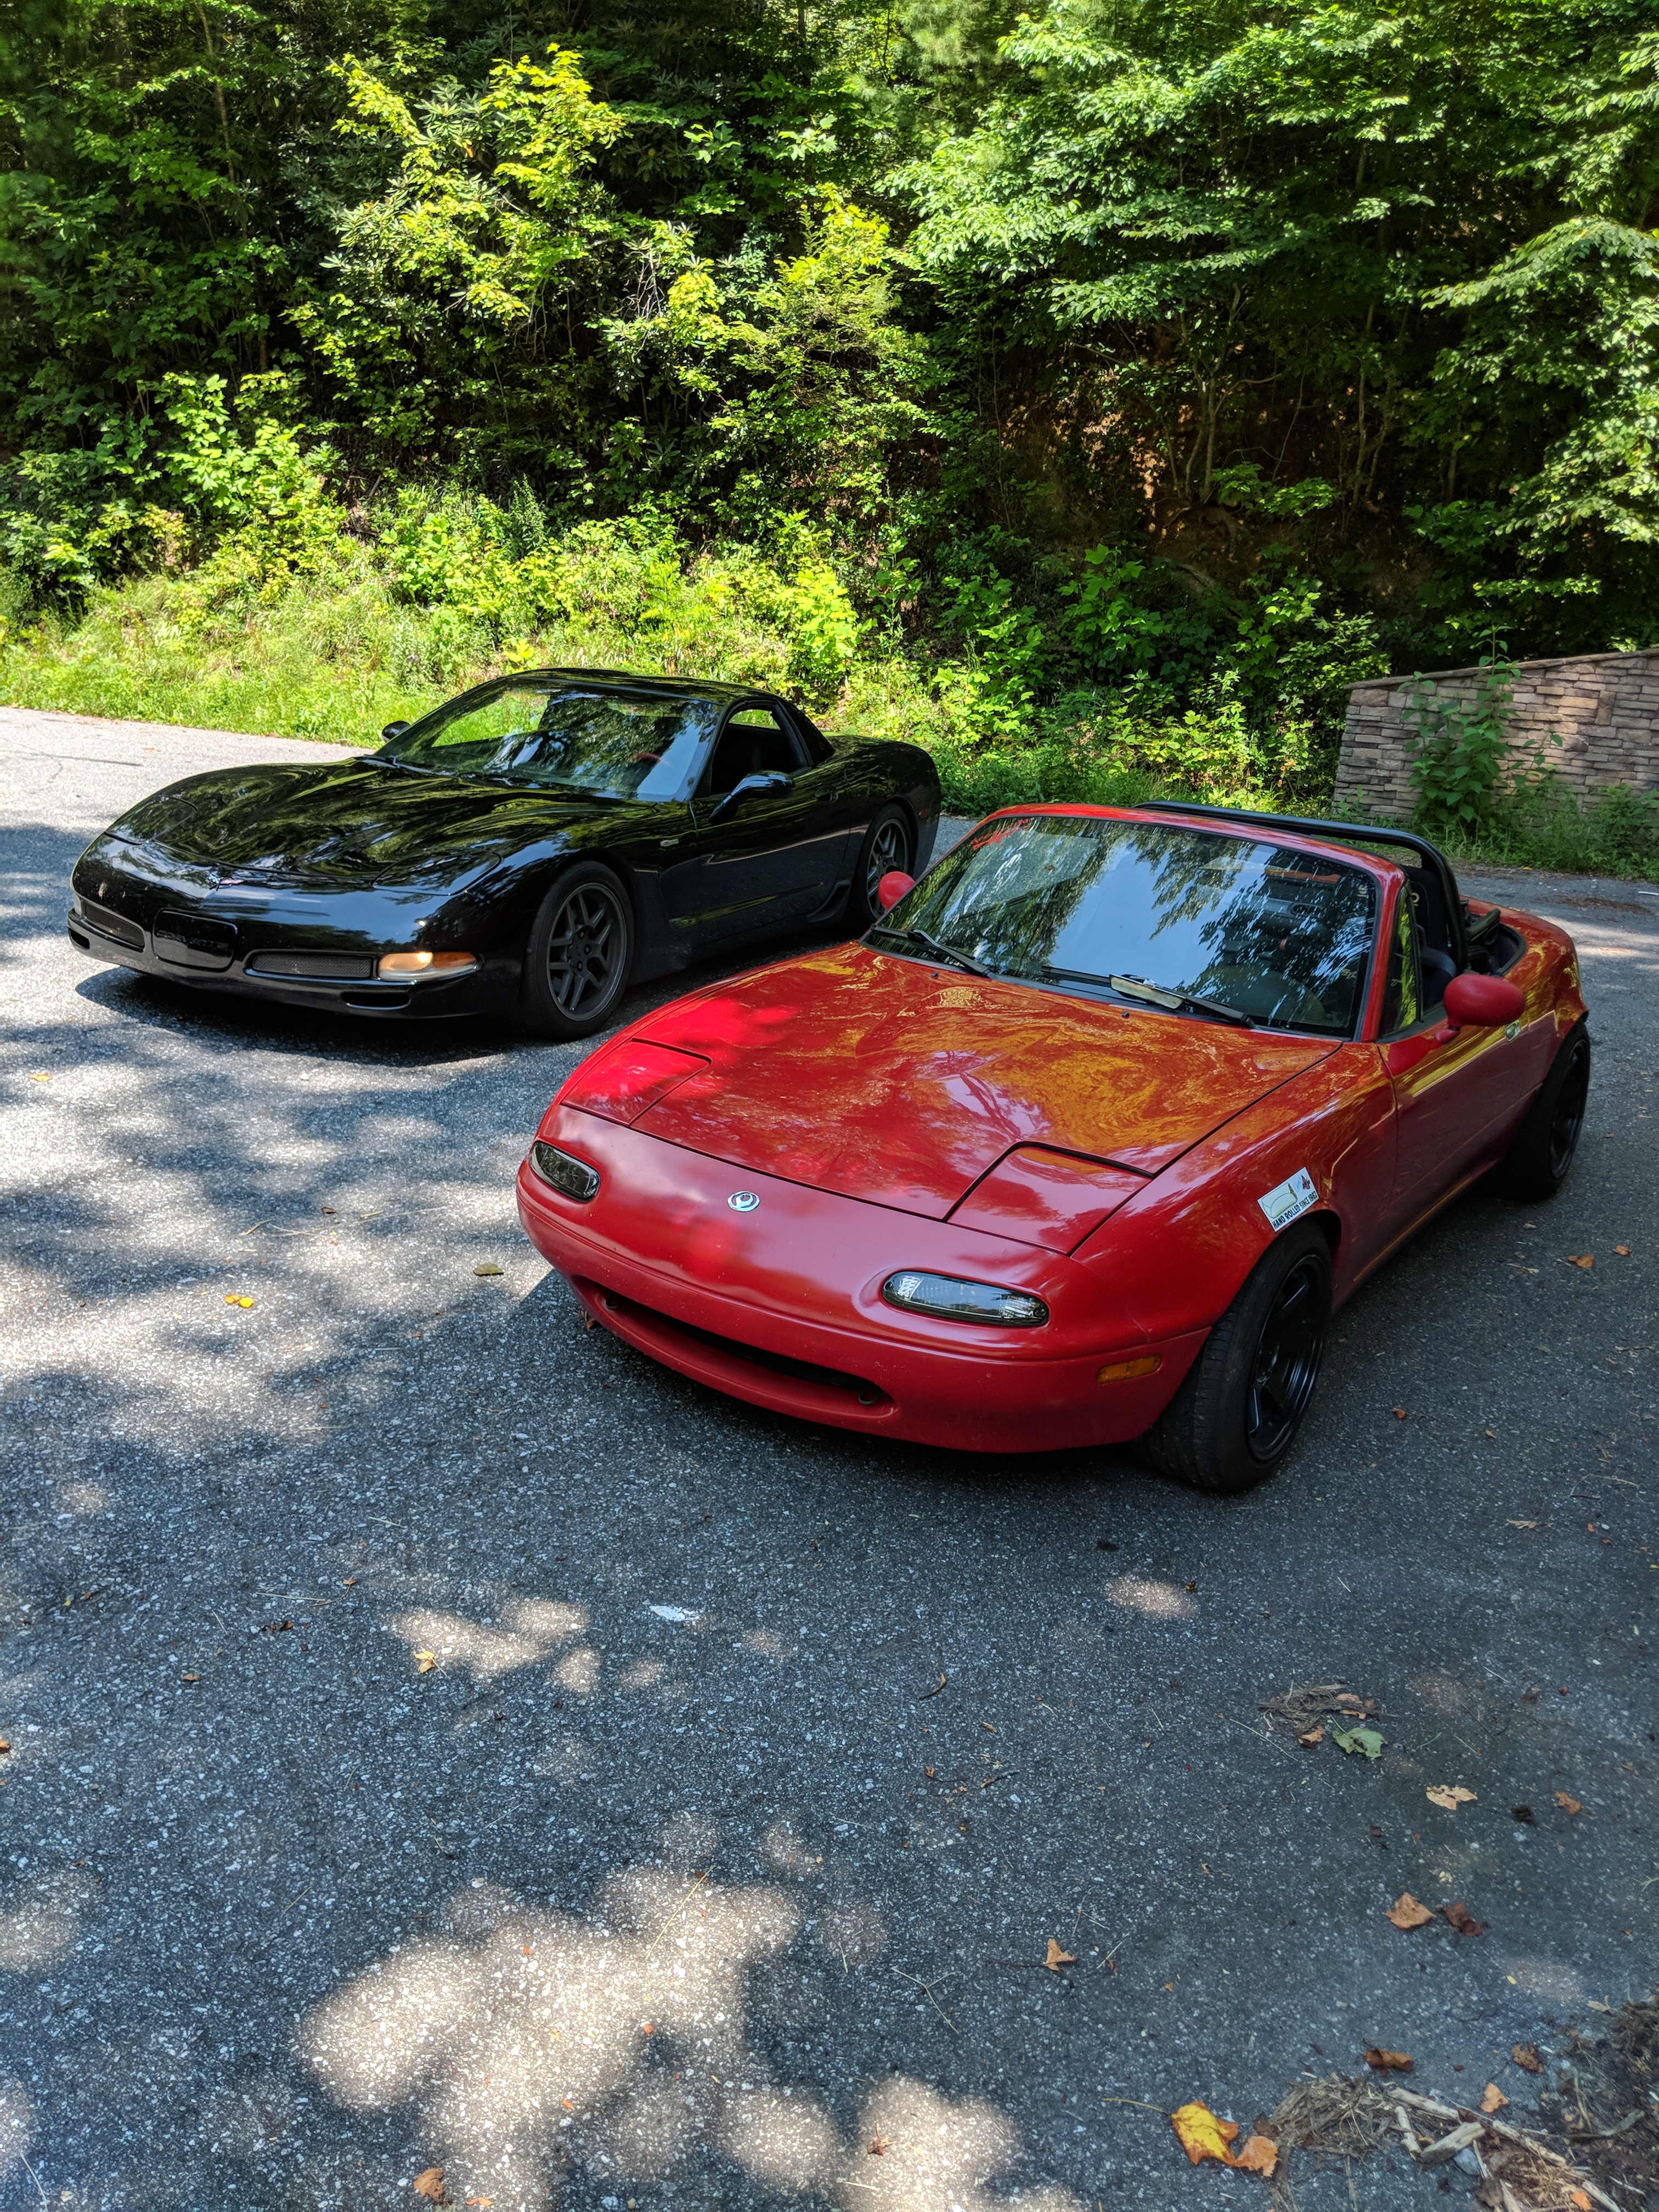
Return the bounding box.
[871,924,993,978]
[1043,966,1249,1024]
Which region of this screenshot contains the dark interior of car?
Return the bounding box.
[1401,864,1459,1003]
[701,713,802,795]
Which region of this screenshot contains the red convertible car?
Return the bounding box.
[516,802,1588,1489]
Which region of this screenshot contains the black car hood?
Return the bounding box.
[99,760,605,887]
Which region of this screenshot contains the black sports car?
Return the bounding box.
[66,670,941,1036]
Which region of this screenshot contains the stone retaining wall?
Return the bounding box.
[1335,649,1659,820]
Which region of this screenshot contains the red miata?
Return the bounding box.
[516,802,1588,1489]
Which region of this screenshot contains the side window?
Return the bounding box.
[1381,890,1423,1035]
[700,707,806,795]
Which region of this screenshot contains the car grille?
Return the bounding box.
[586,1285,891,1410]
[79,900,144,950]
[245,951,377,980]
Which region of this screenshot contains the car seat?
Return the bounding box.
[705,719,798,793]
[1402,865,1458,1005]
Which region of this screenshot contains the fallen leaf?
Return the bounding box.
[1334,1725,1385,1758]
[1234,2134,1278,2177]
[27,1071,50,1082]
[413,2172,450,2205]
[1386,1892,1435,1931]
[867,2137,889,2157]
[414,1650,438,1674]
[466,2200,493,2208]
[1480,2084,1508,2114]
[1555,1791,1582,1816]
[1508,1519,1538,1528]
[1426,1785,1477,1811]
[225,1294,254,1308]
[1392,1407,1407,1419]
[1566,1253,1594,1269]
[0,1741,10,1756]
[1172,2102,1242,2166]
[640,2021,654,2035]
[180,1672,201,1684]
[1510,2042,1543,2073]
[1363,2049,1414,2073]
[1441,1900,1487,1938]
[1045,1939,1076,1971]
[1613,1244,1630,1256]
[1298,1725,1324,1747]
[473,1262,504,1278]
[1570,2192,1593,2211]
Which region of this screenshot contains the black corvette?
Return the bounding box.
[67,670,940,1036]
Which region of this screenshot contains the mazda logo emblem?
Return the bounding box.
[727,1190,760,1213]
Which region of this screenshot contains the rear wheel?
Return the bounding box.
[517,862,634,1040]
[1493,1019,1590,1200]
[1137,1224,1331,1493]
[844,805,912,931]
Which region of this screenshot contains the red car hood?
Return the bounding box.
[608,944,1336,1219]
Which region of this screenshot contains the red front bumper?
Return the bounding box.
[515,1110,1205,1453]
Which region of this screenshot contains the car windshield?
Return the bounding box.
[875,812,1378,1035]
[376,682,716,800]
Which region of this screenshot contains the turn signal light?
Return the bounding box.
[1096,1353,1162,1385]
[377,949,478,978]
[531,1142,600,1203]
[881,1272,1048,1328]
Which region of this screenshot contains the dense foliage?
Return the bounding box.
[2,0,1657,855]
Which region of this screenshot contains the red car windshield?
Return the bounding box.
[875,813,1378,1035]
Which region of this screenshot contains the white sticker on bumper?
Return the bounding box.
[1258,1167,1318,1232]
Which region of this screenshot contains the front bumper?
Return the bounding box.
[66,900,517,1020]
[515,1109,1206,1453]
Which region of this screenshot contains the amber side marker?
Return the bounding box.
[1096,1353,1162,1385]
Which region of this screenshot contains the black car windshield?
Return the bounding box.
[875,812,1378,1035]
[376,681,717,799]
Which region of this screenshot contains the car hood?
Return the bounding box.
[611,943,1338,1217]
[99,760,603,885]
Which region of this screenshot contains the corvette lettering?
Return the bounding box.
[1257,1167,1318,1232]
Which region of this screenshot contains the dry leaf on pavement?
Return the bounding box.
[1298,1725,1324,1747]
[473,1262,504,1278]
[1385,1893,1435,1931]
[1441,1900,1487,1938]
[1233,2135,1278,2176]
[1172,2102,1241,2166]
[414,1650,438,1674]
[1363,2049,1414,2073]
[1044,1939,1076,1971]
[1480,2083,1508,2113]
[225,1294,255,1308]
[1511,2042,1544,2073]
[1613,1244,1630,1256]
[1555,1791,1582,1815]
[1566,1253,1594,1268]
[1570,2191,1593,2210]
[413,2172,450,2205]
[1392,1407,1407,1419]
[1426,1785,1477,1810]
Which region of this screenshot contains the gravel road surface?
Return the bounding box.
[2,703,1655,2212]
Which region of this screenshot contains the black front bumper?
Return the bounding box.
[65,901,518,1020]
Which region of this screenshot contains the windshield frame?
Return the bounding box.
[371,676,727,802]
[866,804,1392,1041]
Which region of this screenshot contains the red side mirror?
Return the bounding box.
[877,870,915,913]
[1443,972,1525,1028]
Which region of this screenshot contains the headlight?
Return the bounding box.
[378,949,478,978]
[531,1141,600,1203]
[881,1271,1048,1328]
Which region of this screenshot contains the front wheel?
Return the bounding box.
[1137,1224,1331,1493]
[1493,1019,1590,1201]
[843,805,912,932]
[517,862,634,1040]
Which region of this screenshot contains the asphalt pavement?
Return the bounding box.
[1,702,1654,2212]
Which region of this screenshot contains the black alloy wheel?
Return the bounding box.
[518,862,634,1040]
[845,805,913,930]
[1494,1018,1591,1200]
[1136,1222,1332,1494]
[1245,1252,1327,1462]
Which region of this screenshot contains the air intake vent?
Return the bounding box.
[246,951,376,980]
[79,900,144,950]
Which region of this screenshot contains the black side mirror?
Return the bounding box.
[381,721,411,742]
[710,770,792,822]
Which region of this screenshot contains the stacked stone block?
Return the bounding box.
[1335,649,1659,822]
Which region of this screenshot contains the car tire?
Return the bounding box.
[517,862,634,1040]
[843,805,913,931]
[1492,1018,1590,1201]
[1136,1223,1331,1494]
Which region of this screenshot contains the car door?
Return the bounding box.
[1378,884,1522,1226]
[658,701,847,946]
